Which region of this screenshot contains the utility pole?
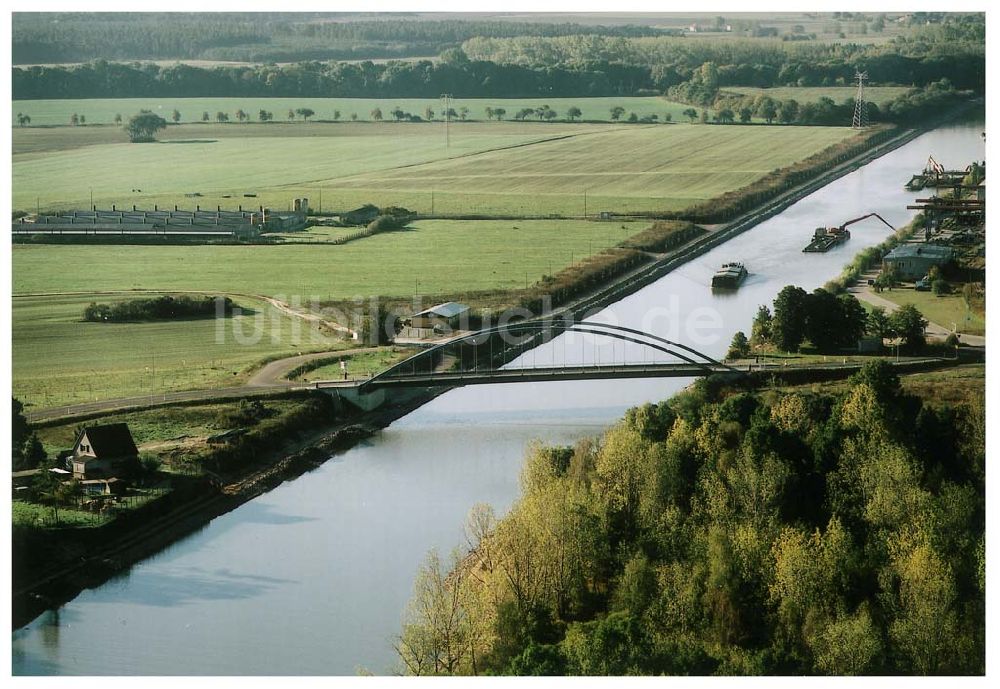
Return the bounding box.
[852,70,868,130]
[440,93,453,148]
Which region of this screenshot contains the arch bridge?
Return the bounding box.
[318,321,736,400]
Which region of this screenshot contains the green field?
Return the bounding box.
[722,86,911,106]
[13,120,856,215]
[12,218,645,407]
[875,288,985,336]
[11,293,345,409]
[12,219,645,297]
[12,96,688,127]
[14,121,624,213]
[327,124,855,214]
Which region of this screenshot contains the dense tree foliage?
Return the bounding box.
[12,13,669,64]
[398,364,985,675]
[83,295,236,322]
[760,285,904,353]
[125,110,167,142]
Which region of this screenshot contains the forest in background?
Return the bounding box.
[12,14,983,102]
[12,13,670,64]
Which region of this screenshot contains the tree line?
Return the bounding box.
[396,360,984,674]
[83,295,236,322]
[12,13,670,65]
[462,17,984,92]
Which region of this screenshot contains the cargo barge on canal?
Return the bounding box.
[802,212,895,253]
[711,262,748,289]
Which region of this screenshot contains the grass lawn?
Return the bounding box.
[292,348,414,383]
[722,86,911,106]
[12,219,647,298]
[11,293,346,409]
[12,501,104,528]
[12,118,857,216]
[13,96,691,127]
[875,287,985,335]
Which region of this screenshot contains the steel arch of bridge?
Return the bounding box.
[361,320,733,391]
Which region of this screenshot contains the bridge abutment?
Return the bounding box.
[327,386,387,412]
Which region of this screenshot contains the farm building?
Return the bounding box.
[70,423,139,480]
[404,302,470,338]
[882,244,954,280]
[13,204,306,239]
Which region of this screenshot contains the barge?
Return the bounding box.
[711,262,748,289]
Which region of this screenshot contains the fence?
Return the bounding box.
[12,486,171,529]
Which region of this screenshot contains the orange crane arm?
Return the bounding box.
[838,212,895,232]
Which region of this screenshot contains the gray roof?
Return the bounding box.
[884,244,954,260]
[412,302,470,319]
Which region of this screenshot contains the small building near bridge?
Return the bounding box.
[404,302,470,338]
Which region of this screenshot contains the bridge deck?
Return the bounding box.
[351,363,733,389]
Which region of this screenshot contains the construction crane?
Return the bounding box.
[838,212,895,233]
[803,212,895,252]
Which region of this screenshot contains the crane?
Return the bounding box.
[837,212,895,233]
[803,212,895,252]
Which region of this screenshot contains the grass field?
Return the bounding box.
[14,121,623,212]
[13,120,857,215]
[875,288,986,336]
[12,218,645,407]
[722,86,911,106]
[12,96,688,127]
[11,293,346,409]
[326,124,856,214]
[12,219,646,297]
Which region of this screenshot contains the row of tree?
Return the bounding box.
[83,295,236,322]
[396,361,985,674]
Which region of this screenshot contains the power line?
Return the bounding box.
[440,93,452,148]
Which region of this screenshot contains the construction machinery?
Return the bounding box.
[802,212,895,253]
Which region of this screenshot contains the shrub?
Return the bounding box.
[931,279,951,296]
[216,399,274,428]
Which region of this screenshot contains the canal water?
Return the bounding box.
[12,119,984,675]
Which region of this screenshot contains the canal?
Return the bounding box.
[12,119,984,675]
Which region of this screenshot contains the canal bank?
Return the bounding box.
[11,115,986,675]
